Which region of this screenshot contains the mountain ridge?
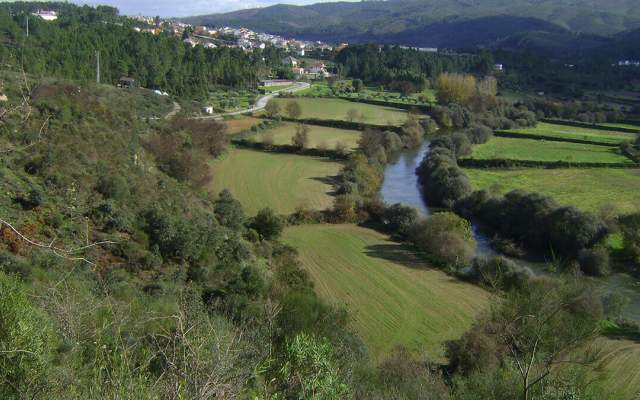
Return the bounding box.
[181,0,640,52]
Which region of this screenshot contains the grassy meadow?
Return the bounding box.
[224,116,261,134]
[464,168,640,214]
[208,148,342,215]
[591,338,640,399]
[506,122,637,145]
[273,97,408,126]
[468,137,633,164]
[251,122,361,150]
[282,224,491,361]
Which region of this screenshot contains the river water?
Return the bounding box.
[380,141,640,321]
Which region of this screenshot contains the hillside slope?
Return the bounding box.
[183,0,640,49]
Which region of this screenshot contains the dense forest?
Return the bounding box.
[0,2,285,98]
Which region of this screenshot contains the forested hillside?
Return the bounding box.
[184,0,640,51]
[0,2,284,98]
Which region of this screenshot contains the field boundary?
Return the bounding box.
[494,131,619,147]
[279,116,403,133]
[540,118,640,134]
[459,158,639,169]
[231,138,348,160]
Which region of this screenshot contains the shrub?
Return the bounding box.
[96,174,129,201]
[465,124,493,144]
[408,212,476,270]
[0,272,55,399]
[250,208,284,240]
[382,204,419,238]
[578,248,610,276]
[214,189,245,230]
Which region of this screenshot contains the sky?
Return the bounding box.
[66,0,348,17]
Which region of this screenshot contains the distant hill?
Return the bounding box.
[182,0,640,51]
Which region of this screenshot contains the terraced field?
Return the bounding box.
[208,148,342,215]
[506,122,637,145]
[464,168,640,214]
[273,98,408,126]
[251,122,361,150]
[467,137,633,164]
[282,224,491,361]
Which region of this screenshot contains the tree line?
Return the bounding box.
[0,2,285,99]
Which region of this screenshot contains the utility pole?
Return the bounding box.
[96,51,100,84]
[25,15,29,38]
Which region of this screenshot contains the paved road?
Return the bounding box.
[192,81,310,120]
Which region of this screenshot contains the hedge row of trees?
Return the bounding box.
[335,44,494,88]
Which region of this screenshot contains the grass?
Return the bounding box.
[273,97,408,126]
[464,168,640,214]
[208,148,342,215]
[600,122,640,132]
[224,116,261,134]
[590,338,640,399]
[282,224,491,361]
[260,84,295,93]
[250,122,361,150]
[467,137,633,164]
[507,122,637,145]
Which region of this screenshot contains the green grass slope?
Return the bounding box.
[273,98,408,126]
[208,148,342,215]
[506,122,637,145]
[592,338,640,399]
[464,168,640,214]
[282,224,491,361]
[468,137,632,164]
[250,122,361,150]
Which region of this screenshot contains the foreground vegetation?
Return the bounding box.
[464,168,640,214]
[283,224,491,361]
[208,148,342,215]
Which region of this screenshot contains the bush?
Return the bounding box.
[250,208,284,240]
[416,147,472,208]
[465,124,493,144]
[408,212,476,270]
[96,174,129,201]
[214,189,245,230]
[578,248,610,276]
[470,256,531,290]
[382,203,419,238]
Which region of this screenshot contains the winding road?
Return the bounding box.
[192,81,310,120]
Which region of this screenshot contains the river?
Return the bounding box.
[380,141,640,322]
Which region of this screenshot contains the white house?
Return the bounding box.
[32,10,58,21]
[282,56,298,67]
[494,64,504,71]
[183,38,197,48]
[203,106,214,115]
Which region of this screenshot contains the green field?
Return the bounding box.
[468,137,633,164]
[600,122,640,132]
[282,224,491,361]
[464,168,640,214]
[208,148,342,215]
[273,97,408,126]
[591,338,640,399]
[251,122,361,150]
[507,122,637,145]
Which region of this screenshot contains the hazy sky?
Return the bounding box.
[68,0,345,17]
